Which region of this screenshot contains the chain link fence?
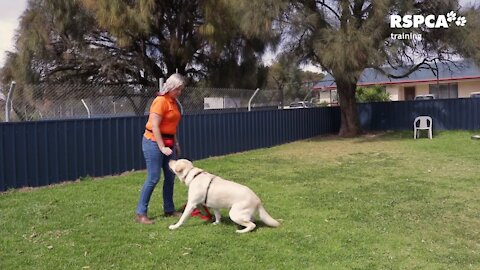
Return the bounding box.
[0,83,314,122]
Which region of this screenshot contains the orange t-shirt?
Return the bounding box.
[144,95,181,141]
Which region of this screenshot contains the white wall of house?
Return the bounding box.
[386,83,429,101]
[386,85,401,101]
[458,80,480,97]
[414,84,430,96]
[317,90,337,104]
[317,79,480,101]
[385,80,480,100]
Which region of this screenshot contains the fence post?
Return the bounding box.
[5,81,16,122]
[158,78,164,93]
[176,99,184,115]
[81,99,91,118]
[248,88,261,112]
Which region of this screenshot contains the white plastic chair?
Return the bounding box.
[413,116,432,139]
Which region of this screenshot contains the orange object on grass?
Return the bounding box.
[179,204,212,221]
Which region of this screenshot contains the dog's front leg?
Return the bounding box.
[213,208,221,225]
[169,203,196,230]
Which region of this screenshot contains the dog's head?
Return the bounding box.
[168,159,194,183]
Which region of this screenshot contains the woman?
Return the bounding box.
[135,73,186,224]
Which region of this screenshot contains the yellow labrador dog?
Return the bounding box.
[168,159,280,233]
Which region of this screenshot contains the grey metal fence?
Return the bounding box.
[0,83,310,121]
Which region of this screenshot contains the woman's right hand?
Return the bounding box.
[160,146,173,156]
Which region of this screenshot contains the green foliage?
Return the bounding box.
[1,131,480,269]
[265,54,301,105]
[2,0,276,89]
[319,101,329,107]
[356,85,391,103]
[452,7,480,63]
[262,54,324,106]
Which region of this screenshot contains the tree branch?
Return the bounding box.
[315,0,341,21]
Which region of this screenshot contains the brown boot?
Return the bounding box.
[135,214,154,224]
[164,211,182,217]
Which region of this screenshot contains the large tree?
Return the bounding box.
[231,0,480,137]
[3,0,276,86]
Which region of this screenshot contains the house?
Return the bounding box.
[313,60,480,103]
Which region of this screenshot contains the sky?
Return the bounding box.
[0,0,477,71]
[0,0,27,67]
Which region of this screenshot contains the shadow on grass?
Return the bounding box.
[307,131,410,143]
[306,130,464,143]
[152,213,269,232]
[354,130,480,143]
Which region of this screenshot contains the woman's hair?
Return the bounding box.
[160,73,187,95]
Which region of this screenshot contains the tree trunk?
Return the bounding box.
[336,79,363,137]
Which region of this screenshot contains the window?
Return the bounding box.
[429,83,458,99]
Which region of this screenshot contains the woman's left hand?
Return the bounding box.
[160,146,173,156]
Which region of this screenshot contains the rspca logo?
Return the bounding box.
[390,11,467,29]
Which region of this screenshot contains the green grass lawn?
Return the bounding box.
[1,131,480,269]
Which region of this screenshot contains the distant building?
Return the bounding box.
[204,97,240,110]
[313,60,480,103]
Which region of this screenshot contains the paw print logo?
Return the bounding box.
[446,11,456,22]
[456,16,467,26]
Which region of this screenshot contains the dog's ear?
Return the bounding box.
[168,160,177,173]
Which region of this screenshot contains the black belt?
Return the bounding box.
[145,128,174,138]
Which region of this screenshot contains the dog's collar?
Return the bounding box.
[184,167,204,182]
[193,171,204,178]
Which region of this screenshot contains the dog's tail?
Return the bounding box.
[258,204,280,227]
